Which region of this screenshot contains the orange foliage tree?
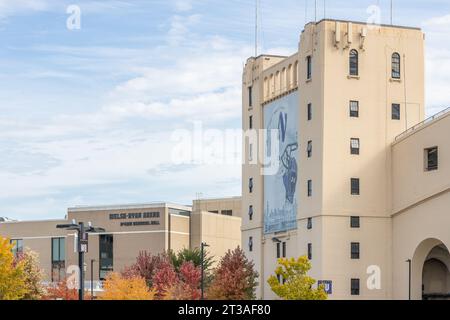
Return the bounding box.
[99,272,155,300]
[43,278,92,300]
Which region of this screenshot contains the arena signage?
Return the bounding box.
[109,211,161,227]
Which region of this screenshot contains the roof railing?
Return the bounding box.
[395,107,450,141]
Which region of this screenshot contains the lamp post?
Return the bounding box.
[57,220,105,301]
[91,259,96,300]
[201,242,209,300]
[406,259,412,300]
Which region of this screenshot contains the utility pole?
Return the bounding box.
[200,242,210,300]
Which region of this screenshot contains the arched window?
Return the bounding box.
[349,50,359,76]
[392,53,401,79]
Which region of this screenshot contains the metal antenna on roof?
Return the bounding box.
[255,0,258,57]
[315,0,317,22]
[390,0,393,25]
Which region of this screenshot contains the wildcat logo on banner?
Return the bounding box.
[264,92,299,234]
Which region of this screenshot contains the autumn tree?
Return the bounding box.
[99,272,155,300]
[0,237,27,300]
[152,259,178,299]
[268,256,327,300]
[122,251,169,287]
[207,247,258,300]
[165,261,201,300]
[43,278,92,300]
[15,250,45,300]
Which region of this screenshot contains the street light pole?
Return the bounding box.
[201,242,209,300]
[78,222,85,301]
[57,220,105,301]
[406,259,412,300]
[91,259,96,300]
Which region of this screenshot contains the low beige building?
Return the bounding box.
[0,197,242,286]
[242,18,450,300]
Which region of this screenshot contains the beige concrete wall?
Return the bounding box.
[0,220,68,280]
[193,197,242,217]
[242,19,427,300]
[191,211,241,265]
[392,111,450,300]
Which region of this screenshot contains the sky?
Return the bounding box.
[0,0,449,220]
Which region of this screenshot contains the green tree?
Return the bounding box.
[0,237,27,300]
[268,256,327,300]
[169,248,214,272]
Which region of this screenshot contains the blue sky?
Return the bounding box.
[0,0,449,220]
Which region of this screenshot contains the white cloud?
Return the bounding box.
[174,0,193,12]
[422,14,450,27]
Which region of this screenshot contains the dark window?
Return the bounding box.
[221,210,232,216]
[248,205,254,221]
[392,53,401,79]
[276,242,281,258]
[51,238,65,282]
[425,147,438,171]
[351,242,360,259]
[282,242,287,258]
[99,234,113,280]
[307,141,312,158]
[308,243,312,260]
[307,218,313,230]
[248,86,253,107]
[307,103,312,121]
[351,138,360,155]
[392,103,401,120]
[249,237,253,252]
[351,279,360,295]
[307,180,313,197]
[249,116,253,129]
[306,56,312,80]
[351,178,360,195]
[351,216,360,228]
[249,178,254,193]
[349,50,359,76]
[10,239,23,257]
[350,101,359,117]
[208,211,219,214]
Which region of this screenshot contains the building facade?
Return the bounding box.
[0,197,242,287]
[242,19,450,300]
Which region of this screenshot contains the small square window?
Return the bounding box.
[307,103,312,121]
[351,242,360,259]
[392,104,401,120]
[351,216,360,228]
[307,180,313,197]
[351,279,360,295]
[308,243,312,260]
[307,218,313,230]
[350,101,359,118]
[351,138,360,155]
[425,147,438,171]
[351,178,360,195]
[307,141,312,158]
